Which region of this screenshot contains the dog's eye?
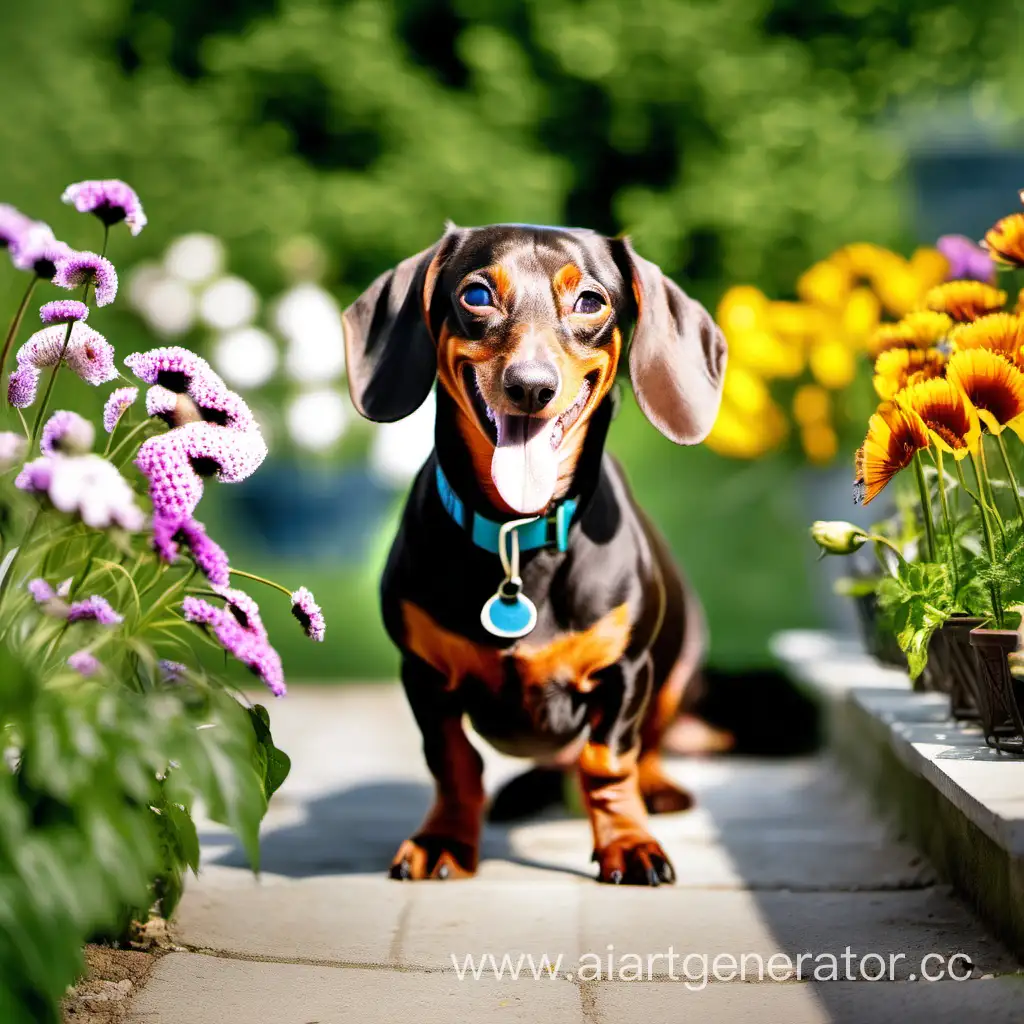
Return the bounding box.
[573,291,606,315]
[460,285,494,310]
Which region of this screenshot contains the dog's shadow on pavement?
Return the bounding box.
[202,780,592,880]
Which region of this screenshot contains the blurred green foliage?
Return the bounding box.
[2,0,1023,675]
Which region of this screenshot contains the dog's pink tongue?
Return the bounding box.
[491,414,558,514]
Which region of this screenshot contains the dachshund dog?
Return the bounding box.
[343,224,726,886]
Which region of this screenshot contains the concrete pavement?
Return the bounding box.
[126,686,1023,1023]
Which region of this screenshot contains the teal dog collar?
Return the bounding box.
[435,462,577,555]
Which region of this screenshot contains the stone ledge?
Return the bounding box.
[773,630,1024,959]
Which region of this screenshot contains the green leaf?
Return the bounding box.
[248,705,291,801]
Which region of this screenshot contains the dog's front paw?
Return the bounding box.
[594,835,675,886]
[389,833,477,881]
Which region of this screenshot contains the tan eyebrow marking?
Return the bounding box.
[552,262,583,302]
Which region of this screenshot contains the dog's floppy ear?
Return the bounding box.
[615,238,727,444]
[343,229,460,422]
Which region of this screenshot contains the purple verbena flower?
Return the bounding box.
[39,300,89,326]
[127,346,256,430]
[145,384,181,420]
[62,180,147,236]
[10,223,72,280]
[0,204,32,252]
[67,594,122,625]
[16,323,117,390]
[178,421,267,483]
[102,386,138,433]
[135,432,205,525]
[17,453,145,530]
[53,250,118,306]
[67,650,101,677]
[182,593,285,697]
[0,431,26,468]
[158,660,187,684]
[290,587,325,642]
[178,518,230,586]
[27,578,56,603]
[40,410,94,456]
[937,235,996,284]
[7,367,39,408]
[125,346,213,390]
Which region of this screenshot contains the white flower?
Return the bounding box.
[17,454,144,531]
[0,432,26,470]
[199,276,259,331]
[275,284,345,384]
[164,233,225,284]
[212,327,278,389]
[286,389,348,451]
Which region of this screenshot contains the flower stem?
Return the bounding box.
[0,506,43,615]
[934,449,959,589]
[0,276,38,387]
[970,450,1004,626]
[228,568,293,598]
[979,438,1006,543]
[912,453,936,561]
[108,418,154,464]
[28,319,75,448]
[995,431,1024,522]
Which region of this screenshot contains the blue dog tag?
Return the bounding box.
[481,581,537,639]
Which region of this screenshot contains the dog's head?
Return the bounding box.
[342,224,726,514]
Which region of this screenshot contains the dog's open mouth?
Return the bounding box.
[464,366,596,514]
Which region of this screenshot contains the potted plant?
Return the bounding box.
[807,193,1024,753]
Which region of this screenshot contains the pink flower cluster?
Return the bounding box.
[62,179,147,236]
[102,387,138,433]
[130,346,266,550]
[11,323,117,407]
[40,410,94,456]
[183,587,285,696]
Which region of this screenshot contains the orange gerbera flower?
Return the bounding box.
[949,312,1024,367]
[867,310,953,357]
[854,402,930,506]
[922,281,1007,322]
[946,348,1024,439]
[984,212,1024,267]
[873,348,946,400]
[896,378,980,460]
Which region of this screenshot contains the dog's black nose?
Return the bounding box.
[503,360,559,413]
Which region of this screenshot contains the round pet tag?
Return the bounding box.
[480,579,538,639]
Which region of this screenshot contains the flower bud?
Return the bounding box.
[810,520,869,556]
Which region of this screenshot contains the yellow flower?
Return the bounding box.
[908,247,950,293]
[949,313,1024,367]
[797,260,851,309]
[873,348,946,400]
[705,365,787,459]
[946,348,1024,439]
[726,328,804,379]
[895,377,980,460]
[867,311,952,357]
[766,301,827,341]
[717,286,769,335]
[793,384,831,425]
[854,402,930,506]
[922,281,1007,322]
[809,338,856,389]
[841,287,881,343]
[801,423,838,464]
[984,212,1024,267]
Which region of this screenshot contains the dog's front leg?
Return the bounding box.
[390,655,485,881]
[578,662,676,886]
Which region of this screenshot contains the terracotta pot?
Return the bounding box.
[969,628,1024,754]
[942,616,987,720]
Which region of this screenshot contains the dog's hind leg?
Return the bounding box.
[390,656,485,880]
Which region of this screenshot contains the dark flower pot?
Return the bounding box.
[940,616,987,720]
[968,628,1024,754]
[852,592,906,669]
